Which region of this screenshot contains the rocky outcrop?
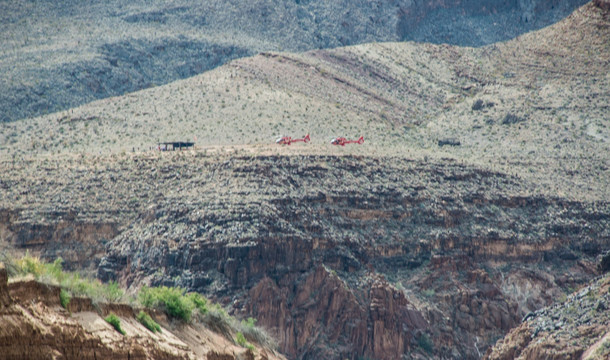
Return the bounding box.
[485,274,610,360]
[247,266,428,359]
[0,209,119,271]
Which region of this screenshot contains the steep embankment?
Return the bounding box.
[485,272,610,360]
[0,0,588,122]
[0,265,283,360]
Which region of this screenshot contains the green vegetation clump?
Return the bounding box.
[236,331,248,346]
[417,333,434,353]
[59,289,71,309]
[105,313,126,335]
[6,252,124,303]
[138,285,210,322]
[187,292,209,314]
[137,311,161,333]
[235,331,255,351]
[138,285,192,321]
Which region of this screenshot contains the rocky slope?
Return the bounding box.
[1,150,608,359]
[0,265,283,360]
[0,0,588,122]
[485,272,610,360]
[94,154,607,359]
[0,1,608,359]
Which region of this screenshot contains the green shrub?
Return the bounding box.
[187,292,208,314]
[236,331,255,351]
[138,286,194,321]
[59,289,71,309]
[14,251,45,278]
[241,317,256,329]
[47,258,65,282]
[417,333,434,353]
[137,311,161,333]
[103,281,124,302]
[105,313,126,335]
[236,331,248,347]
[138,286,213,322]
[59,271,124,303]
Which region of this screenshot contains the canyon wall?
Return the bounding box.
[95,155,609,359]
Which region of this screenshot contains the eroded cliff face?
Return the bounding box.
[1,153,607,359]
[246,266,428,359]
[0,268,186,360]
[0,209,119,271]
[95,155,609,359]
[0,266,283,360]
[485,274,610,360]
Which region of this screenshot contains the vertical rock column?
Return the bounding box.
[0,266,11,308]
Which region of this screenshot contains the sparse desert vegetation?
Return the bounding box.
[0,1,608,359]
[0,0,588,122]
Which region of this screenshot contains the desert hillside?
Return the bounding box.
[0,0,588,122]
[2,1,608,200]
[0,1,609,359]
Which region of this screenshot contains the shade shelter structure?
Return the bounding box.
[158,142,195,151]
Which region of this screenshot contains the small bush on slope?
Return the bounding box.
[138,285,197,322]
[59,289,71,309]
[137,311,161,333]
[105,313,126,335]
